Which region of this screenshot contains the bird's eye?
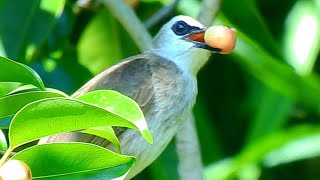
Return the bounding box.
[172,21,190,36]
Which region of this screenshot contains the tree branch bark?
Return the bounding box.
[197,0,221,26]
[101,0,152,51]
[144,0,181,29]
[176,113,203,180]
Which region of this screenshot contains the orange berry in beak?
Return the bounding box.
[204,25,236,54]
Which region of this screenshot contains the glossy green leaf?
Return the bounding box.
[8,98,143,149]
[0,130,7,150]
[77,9,122,74]
[12,143,135,179]
[6,85,39,95]
[77,9,139,75]
[76,90,153,144]
[0,0,65,61]
[283,0,320,75]
[25,0,66,61]
[0,116,12,129]
[81,126,120,152]
[0,0,39,59]
[264,134,320,167]
[231,29,320,113]
[218,1,280,56]
[0,91,67,118]
[40,163,132,180]
[205,125,320,179]
[0,56,45,90]
[0,82,21,97]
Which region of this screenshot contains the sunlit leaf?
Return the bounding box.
[76,90,153,144]
[81,126,120,152]
[0,82,21,97]
[8,98,145,149]
[0,0,65,61]
[205,125,320,179]
[12,143,135,179]
[0,56,45,90]
[0,91,67,118]
[283,0,320,75]
[6,85,39,95]
[77,9,123,74]
[231,29,320,113]
[0,130,7,150]
[264,134,320,167]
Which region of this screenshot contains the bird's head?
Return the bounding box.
[150,15,220,75]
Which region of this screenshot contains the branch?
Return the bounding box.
[197,0,221,26]
[101,0,152,51]
[176,113,203,179]
[144,0,181,29]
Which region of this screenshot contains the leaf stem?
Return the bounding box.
[0,148,13,166]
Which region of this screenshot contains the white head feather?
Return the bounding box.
[148,15,212,75]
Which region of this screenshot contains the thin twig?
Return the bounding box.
[197,0,221,26]
[144,0,181,29]
[100,0,152,51]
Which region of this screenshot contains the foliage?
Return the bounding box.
[0,45,151,178]
[0,0,320,179]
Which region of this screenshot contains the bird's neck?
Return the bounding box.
[146,48,211,76]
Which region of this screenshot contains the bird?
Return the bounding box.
[39,15,220,179]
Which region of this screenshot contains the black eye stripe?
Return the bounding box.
[172,21,191,36]
[172,21,203,36]
[172,21,189,35]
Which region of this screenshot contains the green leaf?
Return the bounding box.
[264,134,320,167]
[0,56,45,90]
[77,9,122,74]
[81,126,121,152]
[25,0,66,61]
[6,85,39,95]
[77,9,139,75]
[0,0,65,61]
[283,0,320,75]
[8,98,144,149]
[205,125,320,179]
[12,143,135,179]
[0,130,7,150]
[230,29,320,114]
[76,90,153,144]
[0,91,67,118]
[0,82,21,97]
[0,116,12,129]
[218,1,280,56]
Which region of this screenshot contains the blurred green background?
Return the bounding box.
[0,0,320,179]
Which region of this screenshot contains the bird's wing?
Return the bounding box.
[72,53,156,109]
[39,53,181,146]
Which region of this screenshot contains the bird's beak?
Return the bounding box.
[183,29,221,53]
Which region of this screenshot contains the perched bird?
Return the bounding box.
[39,15,221,179]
